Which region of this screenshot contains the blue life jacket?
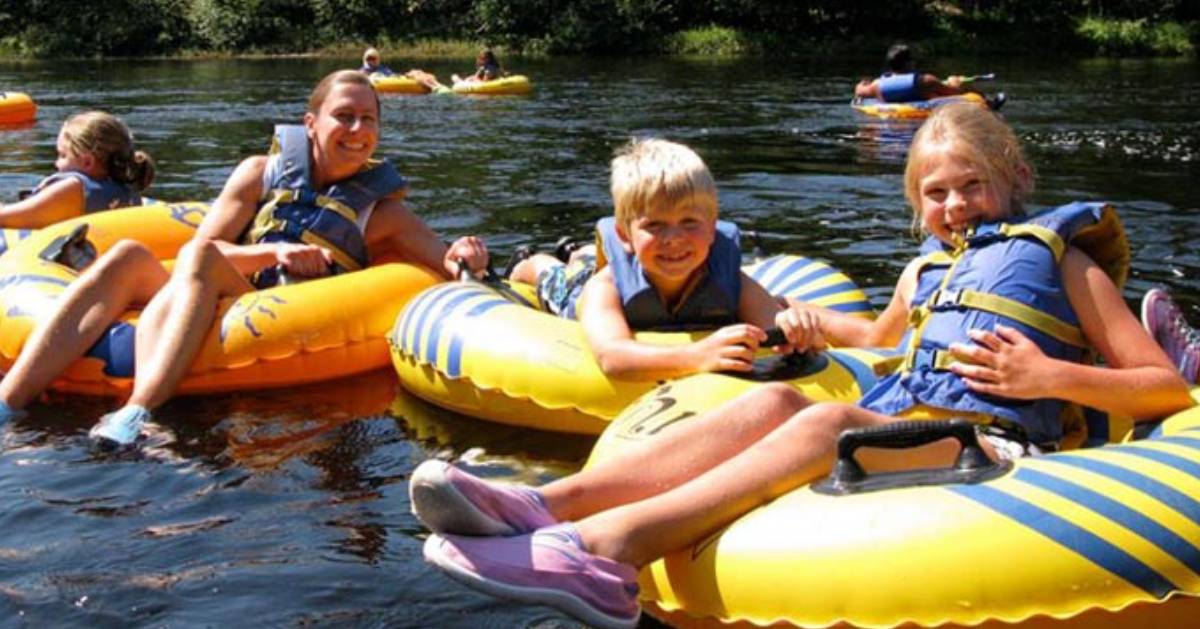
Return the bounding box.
[596,216,743,331]
[859,202,1130,445]
[245,124,407,288]
[360,63,395,76]
[35,171,140,212]
[879,72,922,103]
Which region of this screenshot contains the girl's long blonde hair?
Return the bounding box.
[904,103,1033,233]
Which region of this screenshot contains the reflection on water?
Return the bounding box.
[0,55,1196,626]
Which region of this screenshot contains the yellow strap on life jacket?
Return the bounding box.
[247,190,365,272]
[927,288,1087,348]
[997,223,1066,261]
[300,231,362,272]
[902,348,962,371]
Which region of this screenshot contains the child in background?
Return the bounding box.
[854,43,1003,109]
[453,49,506,84]
[412,103,1191,629]
[509,137,822,381]
[1,111,154,228]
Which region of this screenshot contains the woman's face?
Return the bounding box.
[304,82,379,185]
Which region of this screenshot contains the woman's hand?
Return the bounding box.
[444,236,489,278]
[690,324,767,373]
[948,325,1054,400]
[774,304,826,354]
[275,243,333,277]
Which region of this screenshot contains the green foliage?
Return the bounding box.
[0,0,1194,57]
[1076,17,1195,55]
[667,26,750,56]
[10,0,193,57]
[188,0,320,52]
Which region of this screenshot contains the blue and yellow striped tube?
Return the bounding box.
[587,387,1200,628]
[389,254,890,435]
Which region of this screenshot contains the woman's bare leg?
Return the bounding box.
[124,240,254,410]
[540,383,809,521]
[0,241,167,408]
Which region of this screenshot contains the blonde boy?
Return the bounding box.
[511,138,818,379]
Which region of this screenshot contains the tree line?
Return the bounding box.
[1,0,1195,57]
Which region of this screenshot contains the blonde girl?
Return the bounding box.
[407,102,1192,629]
[1,111,154,228]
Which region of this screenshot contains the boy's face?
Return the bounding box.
[617,200,717,290]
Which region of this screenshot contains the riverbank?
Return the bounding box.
[0,15,1193,61]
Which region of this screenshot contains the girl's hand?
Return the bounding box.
[276,243,333,277]
[947,325,1053,400]
[691,324,767,373]
[445,236,489,277]
[773,304,826,354]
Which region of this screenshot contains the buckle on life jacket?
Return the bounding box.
[927,288,964,309]
[904,347,960,372]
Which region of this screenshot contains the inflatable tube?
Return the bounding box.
[0,92,37,125]
[369,75,431,95]
[451,75,533,96]
[0,203,442,396]
[389,254,892,435]
[586,382,1200,628]
[0,228,36,258]
[852,91,988,120]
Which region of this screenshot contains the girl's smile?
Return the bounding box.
[918,148,1011,243]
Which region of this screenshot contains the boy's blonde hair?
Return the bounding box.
[610,138,718,228]
[904,103,1034,231]
[61,111,155,192]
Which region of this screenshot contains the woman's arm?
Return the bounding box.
[0,177,85,228]
[950,247,1192,420]
[364,197,488,279]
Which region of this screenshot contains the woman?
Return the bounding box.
[0,70,488,444]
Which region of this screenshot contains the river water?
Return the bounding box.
[0,55,1196,627]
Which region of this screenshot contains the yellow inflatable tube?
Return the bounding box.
[451,75,533,96]
[370,75,431,95]
[851,92,988,120]
[587,382,1200,628]
[390,254,893,435]
[0,203,441,396]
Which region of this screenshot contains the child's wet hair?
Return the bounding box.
[308,70,380,118]
[904,102,1034,232]
[61,111,155,192]
[885,43,914,73]
[610,138,718,228]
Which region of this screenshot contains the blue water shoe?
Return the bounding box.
[0,399,26,425]
[89,405,152,448]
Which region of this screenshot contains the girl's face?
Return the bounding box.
[304,82,379,185]
[55,130,96,175]
[917,146,1012,243]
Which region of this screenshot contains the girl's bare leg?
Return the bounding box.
[0,241,167,408]
[540,383,809,521]
[573,402,967,567]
